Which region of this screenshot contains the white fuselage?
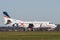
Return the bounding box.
[5,18,57,29]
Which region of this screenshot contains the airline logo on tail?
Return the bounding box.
[3,11,11,18]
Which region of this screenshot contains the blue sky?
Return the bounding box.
[0,0,60,25]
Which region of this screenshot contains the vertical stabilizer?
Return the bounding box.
[3,11,12,24]
[3,11,10,18]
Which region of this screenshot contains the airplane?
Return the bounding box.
[3,11,57,31]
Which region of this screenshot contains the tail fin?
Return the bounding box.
[3,11,11,18]
[3,11,12,25]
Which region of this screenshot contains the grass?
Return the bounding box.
[0,31,60,40]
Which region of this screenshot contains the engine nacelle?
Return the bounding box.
[12,23,19,28]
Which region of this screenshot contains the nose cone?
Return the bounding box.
[51,24,57,28]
